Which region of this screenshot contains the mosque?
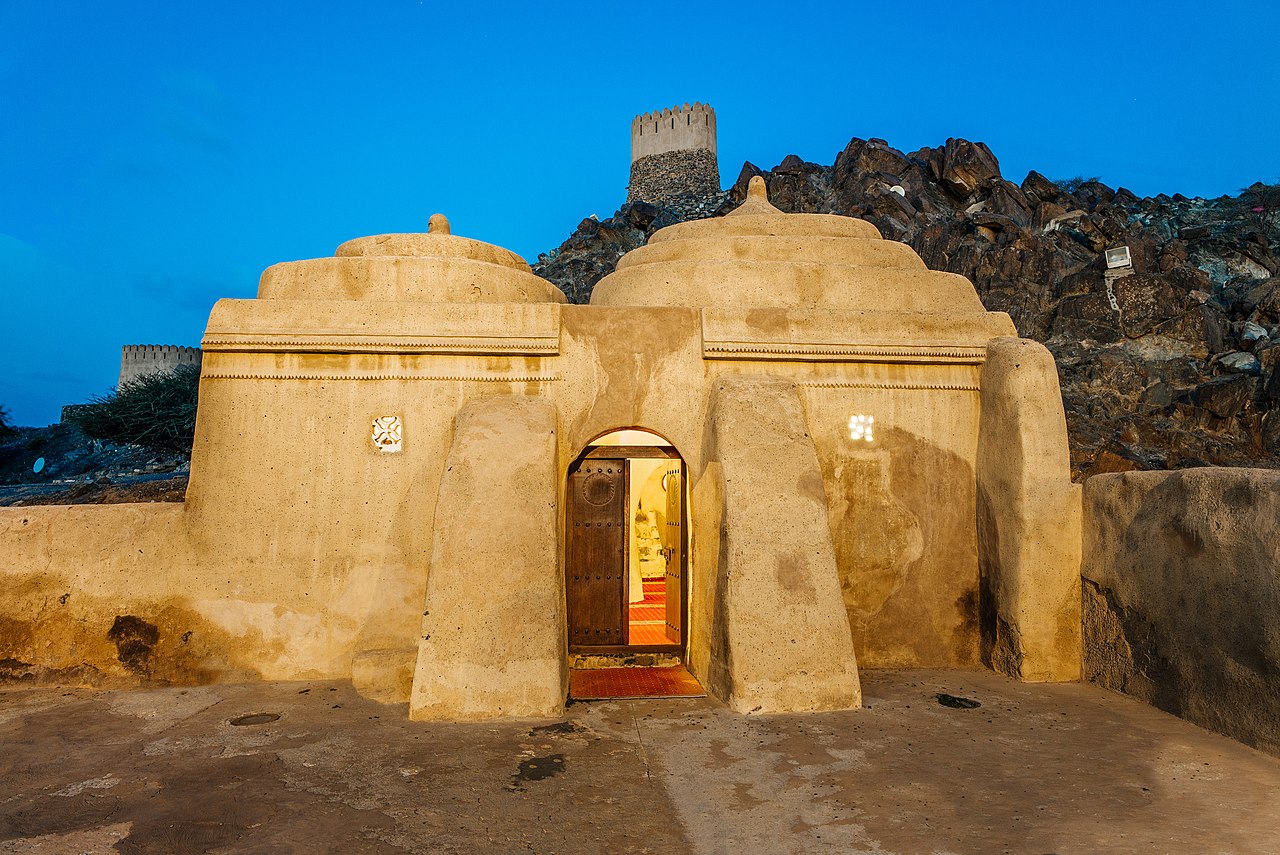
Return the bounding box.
[0,106,1083,721]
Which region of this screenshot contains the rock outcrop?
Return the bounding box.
[533,138,1280,479]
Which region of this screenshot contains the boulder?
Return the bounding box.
[1194,374,1252,417]
[1220,351,1262,375]
[940,138,1001,198]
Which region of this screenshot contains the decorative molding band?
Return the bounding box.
[201,336,559,356]
[201,372,562,382]
[703,342,986,364]
[799,380,980,391]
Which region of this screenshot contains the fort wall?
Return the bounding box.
[119,345,202,389]
[631,102,717,161]
[628,103,720,205]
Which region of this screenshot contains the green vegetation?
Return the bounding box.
[1054,176,1102,195]
[67,365,200,457]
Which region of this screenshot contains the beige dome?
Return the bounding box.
[591,176,986,314]
[258,214,567,304]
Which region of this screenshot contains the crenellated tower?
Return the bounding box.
[118,344,202,389]
[628,102,720,205]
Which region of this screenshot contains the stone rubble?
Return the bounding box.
[627,148,720,206]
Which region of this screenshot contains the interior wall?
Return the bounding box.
[628,458,667,602]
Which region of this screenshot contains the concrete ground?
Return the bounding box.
[2,669,1278,855]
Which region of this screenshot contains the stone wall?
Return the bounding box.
[119,345,202,389]
[1083,468,1280,755]
[628,149,720,206]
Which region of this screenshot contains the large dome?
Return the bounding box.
[257,214,567,304]
[591,177,987,315]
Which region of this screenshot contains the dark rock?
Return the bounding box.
[970,212,1018,230]
[986,180,1033,227]
[940,138,1001,198]
[1112,274,1189,338]
[1194,375,1252,418]
[1077,180,1117,209]
[1220,351,1262,376]
[774,153,820,175]
[1021,171,1062,206]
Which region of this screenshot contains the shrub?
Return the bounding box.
[1054,176,1102,195]
[0,405,14,438]
[67,364,200,457]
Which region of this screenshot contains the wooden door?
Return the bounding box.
[566,457,627,647]
[663,462,683,643]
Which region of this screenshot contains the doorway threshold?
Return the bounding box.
[569,664,705,700]
[569,650,681,670]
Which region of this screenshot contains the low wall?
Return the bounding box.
[1083,468,1280,755]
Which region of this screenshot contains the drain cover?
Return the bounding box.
[230,712,280,726]
[937,693,981,709]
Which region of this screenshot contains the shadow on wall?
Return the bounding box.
[824,425,981,670]
[1083,468,1280,756]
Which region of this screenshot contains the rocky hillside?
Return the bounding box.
[0,423,188,506]
[533,138,1280,481]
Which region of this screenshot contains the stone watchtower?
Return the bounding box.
[628,102,720,205]
[118,344,202,389]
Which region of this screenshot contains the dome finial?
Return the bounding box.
[726,174,783,219]
[428,213,450,235]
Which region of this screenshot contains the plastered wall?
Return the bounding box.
[1,302,1034,697]
[631,102,716,161]
[1083,468,1280,755]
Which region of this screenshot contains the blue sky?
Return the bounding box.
[2,0,1277,425]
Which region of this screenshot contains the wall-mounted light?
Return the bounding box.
[848,414,874,443]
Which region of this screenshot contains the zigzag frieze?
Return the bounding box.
[201,336,558,355]
[799,380,980,391]
[703,342,986,363]
[201,372,563,382]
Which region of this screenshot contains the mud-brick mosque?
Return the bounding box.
[0,103,1085,721]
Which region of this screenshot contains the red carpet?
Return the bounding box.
[569,665,705,700]
[628,578,672,645]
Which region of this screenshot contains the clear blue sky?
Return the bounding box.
[2,1,1276,425]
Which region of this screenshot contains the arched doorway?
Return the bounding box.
[565,429,688,656]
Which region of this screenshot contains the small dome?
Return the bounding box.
[334,213,530,271]
[259,214,567,304]
[590,176,986,315]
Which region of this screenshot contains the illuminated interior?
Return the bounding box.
[585,428,684,648]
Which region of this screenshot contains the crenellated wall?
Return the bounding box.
[630,102,717,161]
[118,344,202,389]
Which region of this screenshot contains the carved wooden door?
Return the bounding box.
[566,457,627,647]
[663,462,683,643]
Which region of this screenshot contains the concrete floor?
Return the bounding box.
[2,669,1278,854]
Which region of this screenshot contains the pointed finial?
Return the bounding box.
[726,173,784,219]
[428,213,450,235]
